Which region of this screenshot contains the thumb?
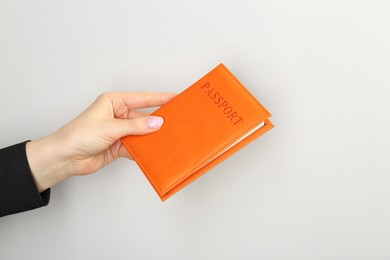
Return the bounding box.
[109,116,165,139]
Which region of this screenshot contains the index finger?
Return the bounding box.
[108,92,178,109]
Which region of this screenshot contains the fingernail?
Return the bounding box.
[147,116,164,129]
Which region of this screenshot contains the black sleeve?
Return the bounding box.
[0,141,50,217]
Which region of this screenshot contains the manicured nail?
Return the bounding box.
[147,116,164,129]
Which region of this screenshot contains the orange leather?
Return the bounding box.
[121,64,273,201]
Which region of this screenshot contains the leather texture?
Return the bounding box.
[121,64,273,201]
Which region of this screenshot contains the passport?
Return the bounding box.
[121,63,273,201]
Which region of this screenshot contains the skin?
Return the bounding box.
[25,92,177,192]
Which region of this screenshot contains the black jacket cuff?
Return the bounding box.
[0,141,50,217]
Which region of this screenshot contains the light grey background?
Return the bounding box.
[1,0,389,259]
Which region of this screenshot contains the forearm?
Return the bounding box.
[26,134,73,192]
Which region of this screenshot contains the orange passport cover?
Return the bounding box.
[121,63,273,201]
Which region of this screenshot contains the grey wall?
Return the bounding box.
[1,0,389,259]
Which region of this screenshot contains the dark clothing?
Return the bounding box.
[0,142,50,217]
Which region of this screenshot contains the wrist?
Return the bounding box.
[26,134,73,192]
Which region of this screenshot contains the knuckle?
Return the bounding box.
[129,118,146,131]
[97,92,117,103]
[97,92,110,100]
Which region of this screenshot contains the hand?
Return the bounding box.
[26,92,177,192]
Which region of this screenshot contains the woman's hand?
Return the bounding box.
[26,92,177,192]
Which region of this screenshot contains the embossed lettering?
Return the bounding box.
[200,82,244,125]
